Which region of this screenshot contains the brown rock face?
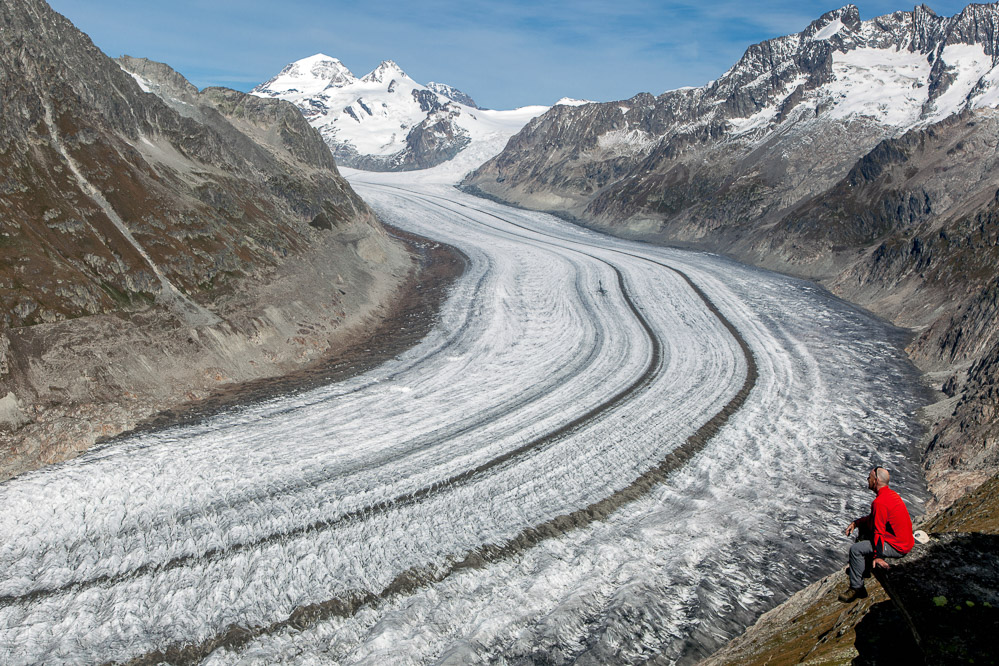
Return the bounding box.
[0,0,412,477]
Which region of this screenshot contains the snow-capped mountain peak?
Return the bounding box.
[361,60,409,84]
[252,55,548,174]
[252,53,356,97]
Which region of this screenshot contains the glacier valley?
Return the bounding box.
[0,177,928,664]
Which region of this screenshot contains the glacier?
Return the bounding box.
[0,176,927,664]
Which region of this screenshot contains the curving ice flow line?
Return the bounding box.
[117,186,762,663]
[0,259,660,610]
[0,180,926,665]
[0,190,679,609]
[0,183,735,660]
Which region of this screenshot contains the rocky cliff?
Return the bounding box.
[464,3,999,508]
[0,0,413,479]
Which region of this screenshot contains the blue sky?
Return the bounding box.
[49,1,976,109]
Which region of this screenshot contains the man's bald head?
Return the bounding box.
[867,466,891,491]
[875,467,890,485]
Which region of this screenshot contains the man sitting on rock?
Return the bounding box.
[839,465,914,603]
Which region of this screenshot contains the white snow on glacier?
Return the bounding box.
[0,177,927,664]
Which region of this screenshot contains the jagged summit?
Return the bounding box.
[427,81,478,108]
[361,59,408,84]
[803,4,861,40]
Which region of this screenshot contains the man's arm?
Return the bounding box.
[846,512,872,536]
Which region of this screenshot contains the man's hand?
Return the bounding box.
[873,557,890,570]
[845,521,856,537]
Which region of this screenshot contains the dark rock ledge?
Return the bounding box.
[874,532,998,664]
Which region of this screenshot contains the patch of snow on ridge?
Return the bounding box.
[124,70,152,93]
[972,65,999,109]
[554,98,593,106]
[728,75,807,136]
[811,17,844,41]
[596,129,657,154]
[728,103,780,136]
[931,43,995,121]
[825,47,930,126]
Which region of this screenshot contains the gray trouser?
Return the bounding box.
[848,538,904,589]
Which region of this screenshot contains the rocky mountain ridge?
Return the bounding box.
[468,3,999,221]
[0,0,413,478]
[464,2,999,508]
[426,81,478,109]
[251,53,547,171]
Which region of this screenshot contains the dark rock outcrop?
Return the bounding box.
[873,532,999,663]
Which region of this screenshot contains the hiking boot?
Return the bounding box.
[838,586,868,603]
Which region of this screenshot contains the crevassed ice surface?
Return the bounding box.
[0,178,927,665]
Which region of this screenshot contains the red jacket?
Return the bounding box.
[857,486,914,556]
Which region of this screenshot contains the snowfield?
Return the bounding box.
[0,178,926,664]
